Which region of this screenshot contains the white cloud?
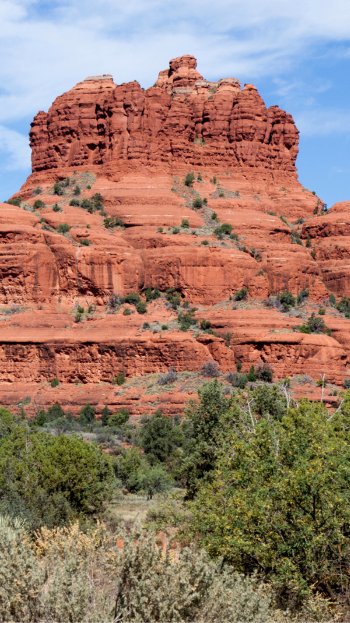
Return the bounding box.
[295,110,350,136]
[0,125,30,170]
[1,0,350,123]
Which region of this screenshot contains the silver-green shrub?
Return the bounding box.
[0,518,333,622]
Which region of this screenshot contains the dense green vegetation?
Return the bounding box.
[1,375,350,619]
[0,415,114,530]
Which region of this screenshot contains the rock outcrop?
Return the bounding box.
[29,55,299,174]
[3,54,350,412]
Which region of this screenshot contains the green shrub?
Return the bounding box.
[291,229,303,245]
[52,203,61,212]
[166,289,181,310]
[221,223,232,234]
[306,235,311,247]
[236,361,242,372]
[80,198,94,213]
[57,223,70,234]
[298,313,329,334]
[255,363,273,383]
[80,238,90,246]
[201,240,209,245]
[73,185,81,196]
[336,296,350,317]
[172,227,180,234]
[50,377,59,388]
[140,410,184,463]
[47,403,65,420]
[124,293,141,306]
[7,197,22,206]
[79,403,95,424]
[211,211,217,220]
[310,250,316,260]
[136,301,147,314]
[247,365,257,382]
[181,219,189,228]
[161,324,168,330]
[193,197,203,209]
[0,428,114,527]
[123,307,132,316]
[329,293,336,307]
[108,409,129,427]
[101,405,110,427]
[104,216,114,228]
[234,287,248,301]
[33,199,45,209]
[69,198,80,206]
[214,223,232,237]
[75,308,84,322]
[280,290,295,310]
[297,288,308,305]
[318,307,326,315]
[177,308,197,331]
[184,172,195,187]
[200,319,211,330]
[115,373,125,385]
[53,182,63,196]
[145,287,161,302]
[176,380,228,498]
[203,197,208,205]
[32,409,48,427]
[218,191,225,198]
[191,398,350,607]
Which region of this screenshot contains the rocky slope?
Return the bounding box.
[2,54,350,415]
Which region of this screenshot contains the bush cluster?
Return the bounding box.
[234,287,248,301]
[166,288,182,309]
[57,223,70,234]
[177,308,197,331]
[158,368,177,385]
[104,215,124,228]
[214,223,232,238]
[184,172,195,187]
[145,286,161,302]
[297,313,331,335]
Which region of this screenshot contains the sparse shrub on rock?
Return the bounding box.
[234,287,248,301]
[201,360,220,377]
[158,368,177,385]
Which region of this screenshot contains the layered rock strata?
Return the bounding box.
[3,54,350,409]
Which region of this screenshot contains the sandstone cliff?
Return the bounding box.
[29,54,299,174]
[2,55,349,414]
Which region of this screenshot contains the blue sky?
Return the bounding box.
[1,0,350,207]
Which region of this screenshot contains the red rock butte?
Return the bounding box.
[2,54,350,415]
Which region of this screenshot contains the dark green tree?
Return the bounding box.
[0,428,115,528]
[79,403,96,425]
[101,406,110,427]
[176,380,230,498]
[140,410,183,463]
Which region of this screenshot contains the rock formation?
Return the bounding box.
[29,54,299,174]
[2,54,350,414]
